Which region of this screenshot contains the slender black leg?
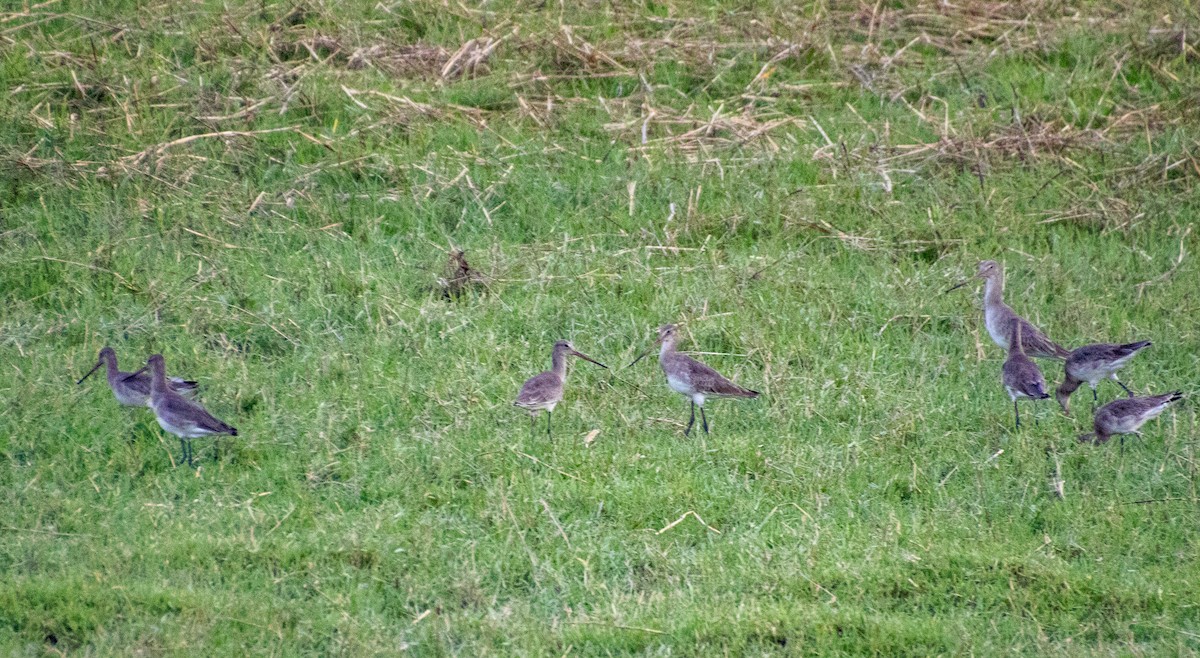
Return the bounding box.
[1093,387,1098,403]
[1013,401,1020,430]
[1120,435,1125,456]
[1116,380,1134,397]
[214,437,220,462]
[684,402,696,436]
[700,406,709,434]
[546,410,552,438]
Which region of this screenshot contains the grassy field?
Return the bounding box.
[2,0,1200,654]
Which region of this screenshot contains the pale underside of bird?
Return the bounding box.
[513,340,607,438]
[630,324,759,436]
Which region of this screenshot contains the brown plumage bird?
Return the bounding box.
[77,346,197,407]
[1056,341,1151,415]
[513,340,607,438]
[126,354,237,466]
[630,324,759,436]
[1001,322,1050,429]
[1078,392,1183,451]
[947,260,1070,360]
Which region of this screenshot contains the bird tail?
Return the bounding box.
[229,428,239,437]
[741,388,761,398]
[1167,391,1184,404]
[1050,342,1071,360]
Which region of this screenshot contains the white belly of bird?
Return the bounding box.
[152,407,212,438]
[666,374,707,406]
[984,310,1009,351]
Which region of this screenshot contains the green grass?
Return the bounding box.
[2,0,1200,654]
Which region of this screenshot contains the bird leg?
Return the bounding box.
[546,411,552,438]
[684,402,696,436]
[700,406,709,434]
[1092,387,1098,403]
[1013,400,1020,430]
[1116,379,1135,398]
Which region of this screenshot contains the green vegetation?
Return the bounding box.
[2,0,1199,654]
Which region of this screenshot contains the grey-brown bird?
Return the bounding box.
[1078,392,1183,451]
[513,340,607,438]
[1001,322,1050,429]
[77,346,198,407]
[947,260,1070,360]
[126,354,237,466]
[1056,341,1151,415]
[630,324,759,436]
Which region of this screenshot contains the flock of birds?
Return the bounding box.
[946,260,1183,448]
[77,259,1182,467]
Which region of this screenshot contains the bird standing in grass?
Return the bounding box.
[127,354,237,466]
[947,260,1070,360]
[514,340,607,438]
[1078,392,1183,451]
[630,324,759,436]
[1056,341,1151,415]
[1001,322,1050,429]
[78,346,197,407]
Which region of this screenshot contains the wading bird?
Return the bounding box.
[1078,392,1183,451]
[947,260,1070,360]
[127,354,236,466]
[78,346,197,407]
[1056,341,1151,415]
[514,340,607,438]
[630,324,759,436]
[1001,322,1051,429]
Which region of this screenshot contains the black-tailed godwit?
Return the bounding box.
[631,324,759,436]
[513,340,607,438]
[78,346,197,407]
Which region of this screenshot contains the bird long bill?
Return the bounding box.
[627,349,652,368]
[77,361,103,385]
[571,350,608,369]
[122,365,149,381]
[943,279,971,294]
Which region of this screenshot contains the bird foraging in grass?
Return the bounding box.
[1056,341,1151,415]
[946,260,1070,360]
[78,346,198,407]
[1078,392,1183,452]
[514,340,607,438]
[629,324,759,436]
[126,354,236,467]
[1001,322,1050,430]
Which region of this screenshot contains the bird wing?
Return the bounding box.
[120,372,153,396]
[683,356,759,398]
[1003,356,1049,398]
[1019,320,1070,359]
[160,394,237,435]
[514,372,562,406]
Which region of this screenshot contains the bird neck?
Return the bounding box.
[659,338,677,358]
[149,363,168,395]
[1057,376,1081,396]
[983,274,1003,308]
[551,350,568,378]
[103,354,121,382]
